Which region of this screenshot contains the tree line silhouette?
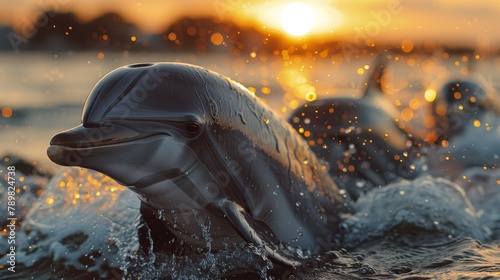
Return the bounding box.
[1,10,487,55]
[2,10,295,54]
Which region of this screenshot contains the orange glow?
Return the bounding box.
[2,107,12,118]
[187,27,197,36]
[425,89,437,102]
[1,0,499,48]
[401,40,414,53]
[424,115,435,128]
[97,52,105,59]
[436,104,447,116]
[210,33,224,45]
[280,2,316,36]
[401,108,414,121]
[305,92,317,102]
[426,132,438,143]
[289,99,300,109]
[168,32,177,41]
[246,1,343,38]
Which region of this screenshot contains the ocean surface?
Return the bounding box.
[1,51,500,279]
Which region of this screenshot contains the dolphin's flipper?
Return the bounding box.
[217,199,303,268]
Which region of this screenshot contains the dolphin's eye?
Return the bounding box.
[186,122,200,135]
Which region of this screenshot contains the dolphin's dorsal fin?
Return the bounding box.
[360,51,402,120]
[362,50,392,99]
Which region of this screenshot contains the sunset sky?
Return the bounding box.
[1,0,500,49]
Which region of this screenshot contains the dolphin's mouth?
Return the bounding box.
[49,124,171,149]
[47,124,172,167]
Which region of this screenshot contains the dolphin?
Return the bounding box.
[288,97,424,200]
[426,78,500,179]
[430,79,499,143]
[288,54,425,199]
[47,62,348,267]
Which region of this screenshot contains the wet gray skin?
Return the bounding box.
[47,62,348,267]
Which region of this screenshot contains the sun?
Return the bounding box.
[280,2,316,36]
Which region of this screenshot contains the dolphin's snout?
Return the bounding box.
[46,145,67,165]
[50,125,98,147]
[47,124,143,166]
[49,124,141,148]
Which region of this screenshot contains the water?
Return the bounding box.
[1,52,500,279]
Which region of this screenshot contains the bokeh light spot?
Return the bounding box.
[305,91,317,101]
[168,32,177,41]
[425,89,437,102]
[2,107,13,118]
[210,32,224,45]
[401,108,414,121]
[401,39,414,53]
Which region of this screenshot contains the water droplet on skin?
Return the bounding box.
[157,209,165,219]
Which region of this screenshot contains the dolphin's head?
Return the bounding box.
[47,63,223,187]
[432,79,494,142]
